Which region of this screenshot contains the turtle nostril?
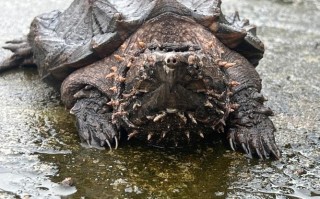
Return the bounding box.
[166,57,177,65]
[172,58,177,64]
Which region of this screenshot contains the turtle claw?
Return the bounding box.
[229,138,236,151]
[266,142,281,160]
[260,139,270,159]
[255,148,264,160]
[71,97,120,150]
[114,137,119,150]
[227,117,281,160]
[246,144,253,159]
[0,37,34,72]
[105,139,112,150]
[241,143,249,155]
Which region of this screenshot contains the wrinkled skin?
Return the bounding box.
[0,0,280,159]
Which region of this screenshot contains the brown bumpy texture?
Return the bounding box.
[0,0,280,159]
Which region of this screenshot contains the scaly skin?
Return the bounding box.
[222,48,281,159]
[69,88,119,148]
[227,88,281,159]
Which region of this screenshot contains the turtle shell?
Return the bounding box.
[28,0,264,80]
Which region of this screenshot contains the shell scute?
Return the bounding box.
[29,0,264,80]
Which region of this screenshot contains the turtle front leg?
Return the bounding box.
[221,49,281,159]
[70,87,120,149]
[0,37,34,72]
[227,87,281,159]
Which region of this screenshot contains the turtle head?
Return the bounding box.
[122,44,231,146]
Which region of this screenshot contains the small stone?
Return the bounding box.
[60,177,75,187]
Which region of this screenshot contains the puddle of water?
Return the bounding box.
[0,68,76,198]
[0,0,319,199]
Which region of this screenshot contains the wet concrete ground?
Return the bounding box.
[0,0,319,198]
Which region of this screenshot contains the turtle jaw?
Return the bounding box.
[126,106,228,147]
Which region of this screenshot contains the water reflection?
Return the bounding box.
[40,141,236,198]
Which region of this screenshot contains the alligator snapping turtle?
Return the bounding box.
[0,0,281,159]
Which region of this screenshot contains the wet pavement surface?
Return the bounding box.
[0,0,319,198]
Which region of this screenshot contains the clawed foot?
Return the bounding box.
[228,117,281,160]
[71,97,120,150]
[0,38,34,72]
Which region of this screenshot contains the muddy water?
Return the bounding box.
[0,0,319,198]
